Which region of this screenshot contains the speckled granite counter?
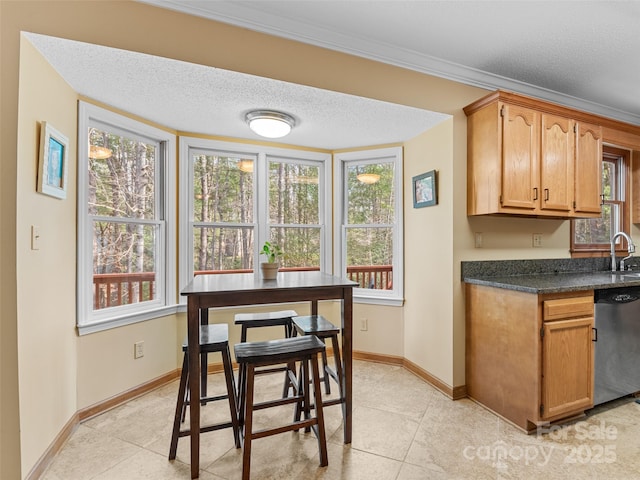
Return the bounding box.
[462,258,640,294]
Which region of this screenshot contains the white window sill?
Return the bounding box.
[77,305,180,335]
[354,294,404,307]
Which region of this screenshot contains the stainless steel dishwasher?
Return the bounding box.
[594,286,640,405]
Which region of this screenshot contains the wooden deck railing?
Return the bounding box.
[93,265,393,309]
[93,272,156,310]
[345,265,393,290]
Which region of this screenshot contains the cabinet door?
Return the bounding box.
[501,104,539,210]
[540,114,573,212]
[541,317,594,420]
[574,122,602,214]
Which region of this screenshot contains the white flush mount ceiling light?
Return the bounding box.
[245,110,295,138]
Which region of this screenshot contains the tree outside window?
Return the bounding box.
[345,162,395,289]
[268,158,321,270]
[89,128,159,309]
[179,138,331,289]
[191,153,255,273]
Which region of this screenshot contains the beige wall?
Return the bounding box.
[16,34,185,476]
[0,2,484,476]
[7,1,637,477]
[76,315,181,409]
[404,119,455,382]
[16,38,79,476]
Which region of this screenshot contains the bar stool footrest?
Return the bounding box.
[177,420,237,437]
[254,365,291,376]
[184,393,229,407]
[322,397,345,407]
[252,418,317,440]
[253,395,303,411]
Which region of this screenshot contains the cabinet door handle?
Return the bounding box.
[544,189,549,201]
[600,194,605,206]
[533,187,538,200]
[592,327,598,342]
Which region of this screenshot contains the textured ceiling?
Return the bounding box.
[139,0,640,126]
[25,33,448,150]
[27,1,640,150]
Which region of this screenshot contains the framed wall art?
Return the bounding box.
[412,169,438,208]
[37,121,69,199]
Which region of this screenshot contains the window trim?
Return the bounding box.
[333,146,404,306]
[77,102,177,334]
[179,137,332,301]
[571,144,630,257]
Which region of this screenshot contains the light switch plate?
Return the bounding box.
[31,225,40,250]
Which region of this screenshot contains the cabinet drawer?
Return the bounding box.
[543,296,593,321]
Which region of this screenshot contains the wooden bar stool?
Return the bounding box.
[234,309,298,342]
[235,336,328,480]
[292,315,344,409]
[234,310,298,399]
[169,323,241,460]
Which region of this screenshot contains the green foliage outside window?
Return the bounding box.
[346,162,394,267]
[89,127,158,308]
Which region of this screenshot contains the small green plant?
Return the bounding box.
[260,241,283,263]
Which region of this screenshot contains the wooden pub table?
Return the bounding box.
[180,271,357,479]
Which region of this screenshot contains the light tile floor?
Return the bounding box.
[42,360,640,479]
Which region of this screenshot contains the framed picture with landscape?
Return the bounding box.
[37,121,69,199]
[412,169,437,208]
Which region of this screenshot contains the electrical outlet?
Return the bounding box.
[474,232,483,248]
[134,341,144,359]
[360,318,368,331]
[533,233,543,248]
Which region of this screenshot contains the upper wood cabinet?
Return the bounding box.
[574,121,604,214]
[464,91,602,218]
[540,113,574,212]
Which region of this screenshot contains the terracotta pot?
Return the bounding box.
[260,262,279,279]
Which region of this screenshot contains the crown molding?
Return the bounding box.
[140,0,640,126]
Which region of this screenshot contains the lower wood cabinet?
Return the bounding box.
[466,284,594,432]
[541,317,594,419]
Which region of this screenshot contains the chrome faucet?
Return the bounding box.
[611,231,636,271]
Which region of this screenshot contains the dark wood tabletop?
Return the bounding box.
[182,270,356,294]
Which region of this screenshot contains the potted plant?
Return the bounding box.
[260,241,282,279]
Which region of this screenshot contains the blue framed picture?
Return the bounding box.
[37,121,69,199]
[413,170,438,208]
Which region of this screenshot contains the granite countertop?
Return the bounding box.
[462,258,640,294]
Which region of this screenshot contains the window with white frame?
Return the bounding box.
[334,147,404,305]
[77,102,176,334]
[179,138,332,292]
[190,148,257,274]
